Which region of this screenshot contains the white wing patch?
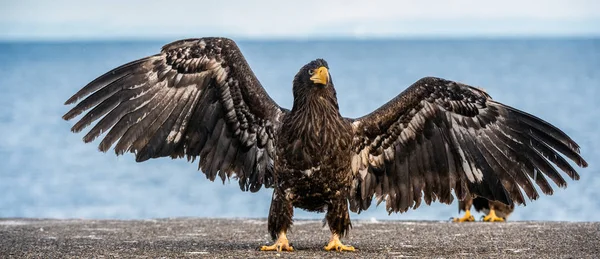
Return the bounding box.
[454,138,484,183]
[302,166,321,177]
[351,120,362,131]
[449,111,484,183]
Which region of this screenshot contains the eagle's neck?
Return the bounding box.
[291,87,340,117]
[286,87,349,152]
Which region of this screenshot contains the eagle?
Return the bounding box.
[63,37,587,252]
[452,194,515,222]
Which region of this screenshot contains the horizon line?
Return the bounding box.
[1,34,599,43]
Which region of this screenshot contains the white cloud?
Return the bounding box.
[1,0,599,39]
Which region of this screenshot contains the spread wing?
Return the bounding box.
[63,37,287,192]
[348,77,587,213]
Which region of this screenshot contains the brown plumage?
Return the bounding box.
[453,182,516,222]
[461,196,515,221]
[63,37,588,252]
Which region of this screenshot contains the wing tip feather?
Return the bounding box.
[64,97,78,106]
[578,158,589,168]
[62,108,82,121]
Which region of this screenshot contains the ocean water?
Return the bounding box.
[0,39,599,221]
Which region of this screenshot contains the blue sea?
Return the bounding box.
[1,39,599,221]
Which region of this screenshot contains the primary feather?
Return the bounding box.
[349,77,587,214]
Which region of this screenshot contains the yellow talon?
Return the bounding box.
[483,208,505,222]
[324,234,355,252]
[452,209,475,222]
[260,231,294,252]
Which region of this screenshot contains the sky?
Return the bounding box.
[1,0,599,40]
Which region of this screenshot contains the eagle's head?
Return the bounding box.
[291,58,340,113]
[292,59,335,98]
[294,58,332,90]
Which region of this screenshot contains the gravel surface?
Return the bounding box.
[1,218,598,258]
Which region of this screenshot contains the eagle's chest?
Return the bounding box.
[276,113,353,172]
[274,112,353,210]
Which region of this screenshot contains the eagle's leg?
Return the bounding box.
[261,190,294,252]
[260,231,293,252]
[482,205,505,222]
[324,200,355,252]
[452,209,475,222]
[452,198,475,222]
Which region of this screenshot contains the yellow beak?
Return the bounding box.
[310,66,329,85]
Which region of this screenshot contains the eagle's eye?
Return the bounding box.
[307,69,314,76]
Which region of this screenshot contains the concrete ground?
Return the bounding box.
[1,218,598,258]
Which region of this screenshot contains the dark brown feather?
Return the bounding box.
[349,77,587,214]
[63,37,287,192]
